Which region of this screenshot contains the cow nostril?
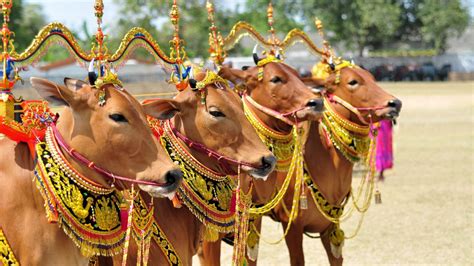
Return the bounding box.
[306,99,324,111]
[165,169,183,185]
[262,155,277,171]
[388,99,402,112]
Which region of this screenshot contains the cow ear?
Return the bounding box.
[301,77,327,94]
[142,98,180,120]
[218,66,254,85]
[30,77,76,106]
[64,78,88,91]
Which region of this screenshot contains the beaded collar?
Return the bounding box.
[149,118,236,233]
[0,229,18,265]
[320,98,371,163]
[243,96,294,171]
[34,127,126,257]
[34,127,174,262]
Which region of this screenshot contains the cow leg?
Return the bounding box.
[284,222,305,266]
[198,235,222,266]
[320,226,343,266]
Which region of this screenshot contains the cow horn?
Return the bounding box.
[328,56,335,71]
[276,50,281,60]
[88,59,98,85]
[253,44,261,65]
[351,58,355,65]
[189,78,198,90]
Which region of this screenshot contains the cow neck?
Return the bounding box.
[242,97,294,172]
[320,97,373,164]
[156,118,236,233]
[304,121,353,205]
[169,116,231,176]
[34,127,127,257]
[244,93,294,134]
[53,120,119,191]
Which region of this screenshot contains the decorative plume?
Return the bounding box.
[206,0,226,67]
[168,0,189,91]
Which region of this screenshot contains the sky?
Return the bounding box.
[25,0,120,34]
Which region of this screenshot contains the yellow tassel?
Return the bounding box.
[300,194,308,210]
[203,227,219,242]
[374,190,382,204]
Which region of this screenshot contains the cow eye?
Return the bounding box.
[270,76,282,83]
[109,113,128,123]
[242,66,250,70]
[209,107,225,118]
[348,80,358,86]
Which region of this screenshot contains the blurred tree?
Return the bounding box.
[113,0,302,59]
[300,0,401,56]
[113,0,470,58]
[8,0,47,52]
[417,0,470,53]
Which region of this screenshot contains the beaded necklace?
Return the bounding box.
[243,97,294,171]
[151,119,236,233]
[320,97,371,163]
[0,229,18,265]
[35,127,127,257]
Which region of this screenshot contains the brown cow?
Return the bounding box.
[0,78,182,265]
[105,70,276,265]
[273,64,402,265]
[198,57,325,265]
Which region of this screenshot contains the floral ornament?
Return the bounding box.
[189,70,228,105]
[88,59,123,106]
[169,63,192,91]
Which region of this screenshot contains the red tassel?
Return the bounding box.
[120,203,129,230]
[172,194,182,208]
[229,189,237,213]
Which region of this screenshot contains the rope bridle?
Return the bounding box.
[167,120,259,175]
[324,92,387,126]
[51,124,168,187]
[242,94,307,127]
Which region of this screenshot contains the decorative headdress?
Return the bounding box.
[253,2,283,81]
[311,18,356,84]
[0,0,23,119]
[189,70,229,105]
[168,0,190,91]
[206,1,226,68]
[86,0,123,106]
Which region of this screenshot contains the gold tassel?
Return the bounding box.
[203,227,219,242]
[374,190,382,204]
[300,194,308,210]
[246,224,259,262]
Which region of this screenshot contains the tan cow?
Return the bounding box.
[96,70,277,265]
[274,63,402,265]
[0,78,182,265]
[199,56,325,265]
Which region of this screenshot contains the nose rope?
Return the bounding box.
[243,94,308,126]
[50,125,168,187]
[167,120,259,174]
[324,93,388,125]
